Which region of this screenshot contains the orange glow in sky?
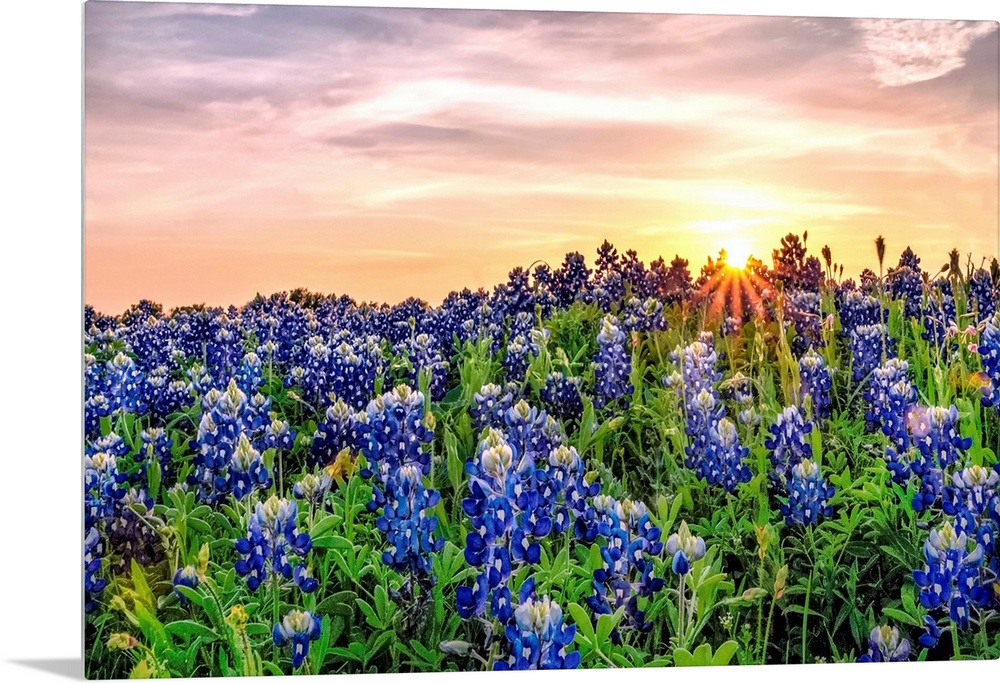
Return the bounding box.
[84,4,999,314]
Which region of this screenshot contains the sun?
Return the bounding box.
[722,240,754,269]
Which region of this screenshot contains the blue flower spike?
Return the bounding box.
[272,609,322,669]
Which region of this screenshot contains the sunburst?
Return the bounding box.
[695,251,770,323]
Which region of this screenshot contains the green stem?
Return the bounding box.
[802,569,813,664]
[277,449,284,497]
[761,596,776,665]
[272,573,281,660]
[677,575,686,650]
[951,624,961,659]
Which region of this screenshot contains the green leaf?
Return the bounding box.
[165,620,219,642]
[567,602,596,645]
[129,559,155,609]
[173,585,205,609]
[882,607,922,628]
[133,601,168,649]
[357,598,381,629]
[692,643,713,665]
[148,458,161,501]
[711,640,739,666]
[310,615,332,672]
[672,648,696,667]
[311,535,353,550]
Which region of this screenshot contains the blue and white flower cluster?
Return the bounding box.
[585,496,665,638]
[188,379,273,504]
[780,459,835,527]
[593,315,633,409]
[376,464,444,582]
[671,334,751,493]
[798,349,832,421]
[494,578,580,670]
[540,372,585,421]
[234,495,313,592]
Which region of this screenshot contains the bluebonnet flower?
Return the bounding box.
[227,433,272,500]
[620,296,668,334]
[140,427,174,482]
[592,315,633,409]
[721,316,742,338]
[264,417,296,452]
[857,625,911,662]
[243,392,271,434]
[186,362,213,396]
[665,520,705,576]
[912,520,989,630]
[978,313,1000,411]
[540,372,584,421]
[311,399,361,468]
[284,366,310,393]
[84,526,107,613]
[798,350,832,421]
[849,324,892,381]
[552,251,592,308]
[785,290,822,354]
[919,615,942,649]
[889,251,924,320]
[943,465,999,550]
[586,496,665,637]
[909,405,972,476]
[838,291,885,336]
[172,565,200,606]
[359,385,434,507]
[721,372,759,429]
[406,333,449,402]
[673,333,722,397]
[188,380,250,504]
[328,339,380,409]
[922,279,957,352]
[471,383,514,431]
[206,313,243,382]
[84,450,126,527]
[765,406,813,493]
[84,392,112,441]
[771,233,822,292]
[701,418,752,493]
[234,352,263,395]
[672,335,753,491]
[292,472,333,509]
[234,495,312,591]
[272,610,321,669]
[457,426,565,622]
[969,268,996,323]
[504,334,536,384]
[547,444,597,536]
[154,378,192,420]
[376,464,444,581]
[106,351,149,415]
[293,565,319,594]
[682,388,725,475]
[780,459,835,527]
[457,431,520,620]
[494,579,580,670]
[863,359,913,446]
[502,399,551,466]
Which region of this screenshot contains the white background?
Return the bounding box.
[0,0,997,682]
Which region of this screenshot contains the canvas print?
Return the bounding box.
[83,1,1000,678]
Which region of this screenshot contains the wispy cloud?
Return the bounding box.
[855,19,997,86]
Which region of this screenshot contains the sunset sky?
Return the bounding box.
[84,2,999,314]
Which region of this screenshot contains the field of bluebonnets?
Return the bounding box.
[84,233,1000,677]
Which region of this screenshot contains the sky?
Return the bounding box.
[84,1,999,314]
